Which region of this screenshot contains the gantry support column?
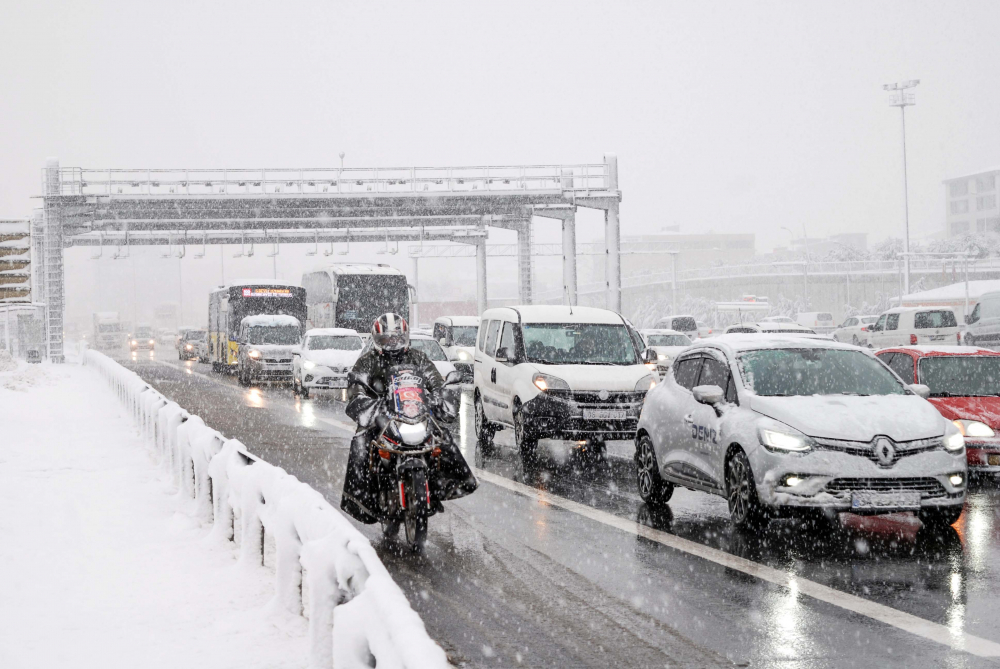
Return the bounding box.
[604,154,621,313]
[516,219,533,305]
[533,204,578,306]
[43,158,64,363]
[410,255,419,327]
[476,239,488,316]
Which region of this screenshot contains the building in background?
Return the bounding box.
[943,168,1000,237]
[0,220,31,304]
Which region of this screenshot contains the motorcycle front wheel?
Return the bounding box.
[403,469,429,551]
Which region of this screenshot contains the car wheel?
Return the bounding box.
[513,403,538,466]
[726,449,766,528]
[635,434,673,507]
[238,365,250,387]
[474,392,496,454]
[833,335,839,342]
[851,335,859,346]
[300,383,310,399]
[919,506,963,529]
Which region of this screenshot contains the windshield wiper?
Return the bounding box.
[837,392,871,396]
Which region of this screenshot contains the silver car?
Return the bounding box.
[634,335,967,528]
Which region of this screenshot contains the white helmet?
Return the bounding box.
[371,312,410,353]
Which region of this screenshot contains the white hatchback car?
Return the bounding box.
[831,315,879,346]
[292,328,364,397]
[475,305,657,462]
[640,328,692,378]
[635,335,966,528]
[867,307,962,349]
[432,316,480,381]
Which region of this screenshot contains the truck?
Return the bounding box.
[92,312,126,353]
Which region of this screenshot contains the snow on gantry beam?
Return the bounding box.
[64,226,488,247]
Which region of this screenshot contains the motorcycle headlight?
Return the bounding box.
[533,372,570,392]
[248,349,262,359]
[302,360,316,370]
[634,374,657,391]
[944,421,966,452]
[953,419,995,438]
[398,420,428,445]
[758,423,813,452]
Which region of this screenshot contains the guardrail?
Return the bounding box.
[83,350,448,669]
[49,163,612,197]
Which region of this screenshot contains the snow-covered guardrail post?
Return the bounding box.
[82,350,449,669]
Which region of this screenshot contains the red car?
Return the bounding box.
[876,346,1000,475]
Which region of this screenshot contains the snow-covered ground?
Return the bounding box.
[0,360,308,668]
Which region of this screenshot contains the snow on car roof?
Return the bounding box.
[882,305,957,314]
[434,316,480,326]
[303,328,360,337]
[240,314,301,327]
[877,345,1000,357]
[700,333,861,355]
[640,328,685,335]
[485,305,625,325]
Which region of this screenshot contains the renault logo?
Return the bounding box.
[598,389,610,401]
[874,437,896,467]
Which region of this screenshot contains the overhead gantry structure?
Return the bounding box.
[38,156,622,362]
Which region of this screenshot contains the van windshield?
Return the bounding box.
[451,326,478,347]
[915,311,958,329]
[307,335,361,351]
[248,326,301,345]
[671,317,697,332]
[522,323,638,365]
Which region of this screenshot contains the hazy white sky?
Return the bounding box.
[3,0,999,325]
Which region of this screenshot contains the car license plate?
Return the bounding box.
[989,454,1000,466]
[583,408,627,420]
[329,379,347,388]
[929,335,945,341]
[851,491,921,510]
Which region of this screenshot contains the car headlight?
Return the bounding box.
[131,340,137,345]
[634,374,657,391]
[532,372,570,392]
[943,421,966,452]
[186,344,193,350]
[657,353,668,360]
[302,360,316,370]
[149,339,155,345]
[248,349,262,359]
[758,424,813,452]
[398,420,428,445]
[457,350,472,361]
[953,419,995,438]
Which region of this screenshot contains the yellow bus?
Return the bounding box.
[208,282,307,372]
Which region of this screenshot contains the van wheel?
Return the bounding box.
[726,449,767,528]
[238,366,250,387]
[474,392,496,454]
[635,434,673,507]
[514,403,538,466]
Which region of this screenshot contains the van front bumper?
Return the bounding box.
[522,390,645,441]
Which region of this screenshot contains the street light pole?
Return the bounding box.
[883,79,920,295]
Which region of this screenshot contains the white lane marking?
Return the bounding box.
[474,468,1000,658]
[138,364,998,656]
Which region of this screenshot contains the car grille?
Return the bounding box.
[825,477,946,498]
[545,390,645,405]
[265,357,292,364]
[813,436,942,466]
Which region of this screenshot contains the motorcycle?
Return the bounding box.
[346,367,463,550]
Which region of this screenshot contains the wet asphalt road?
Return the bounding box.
[120,350,1000,668]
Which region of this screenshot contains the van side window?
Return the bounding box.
[886,314,900,331]
[497,322,516,364]
[872,315,886,332]
[484,319,502,358]
[478,320,491,351]
[673,355,702,390]
[970,303,981,324]
[433,323,447,342]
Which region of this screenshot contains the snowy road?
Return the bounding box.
[122,351,1000,668]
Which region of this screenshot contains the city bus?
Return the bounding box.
[208,282,307,372]
[301,264,411,336]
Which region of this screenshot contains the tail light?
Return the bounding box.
[861,326,868,332]
[910,334,918,345]
[957,333,962,343]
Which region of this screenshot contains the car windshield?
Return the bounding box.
[451,326,478,346]
[410,338,447,361]
[919,356,1000,397]
[914,310,958,329]
[247,326,300,345]
[647,334,691,346]
[522,323,638,365]
[186,331,207,341]
[738,348,905,396]
[307,335,362,351]
[672,317,697,331]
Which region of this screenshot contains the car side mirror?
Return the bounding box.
[965,314,973,325]
[438,337,449,347]
[643,348,658,364]
[693,384,725,406]
[495,346,510,363]
[443,370,463,386]
[908,383,930,399]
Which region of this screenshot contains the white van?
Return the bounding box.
[795,312,835,333]
[867,306,962,349]
[653,315,699,340]
[432,316,480,380]
[963,291,1000,348]
[473,305,657,463]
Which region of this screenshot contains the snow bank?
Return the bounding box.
[0,349,16,371]
[83,350,448,669]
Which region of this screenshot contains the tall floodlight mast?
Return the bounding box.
[883,79,919,295]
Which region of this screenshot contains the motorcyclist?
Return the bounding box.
[341,312,478,524]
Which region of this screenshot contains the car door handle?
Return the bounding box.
[683,414,694,423]
[491,368,496,383]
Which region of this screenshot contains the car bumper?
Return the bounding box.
[521,391,644,441]
[749,445,967,514]
[247,360,293,379]
[964,439,1000,473]
[302,366,349,389]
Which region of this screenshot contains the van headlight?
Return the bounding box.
[634,374,657,391]
[953,419,995,438]
[248,349,262,360]
[758,423,813,452]
[398,421,428,445]
[943,421,966,452]
[533,372,570,392]
[302,360,316,370]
